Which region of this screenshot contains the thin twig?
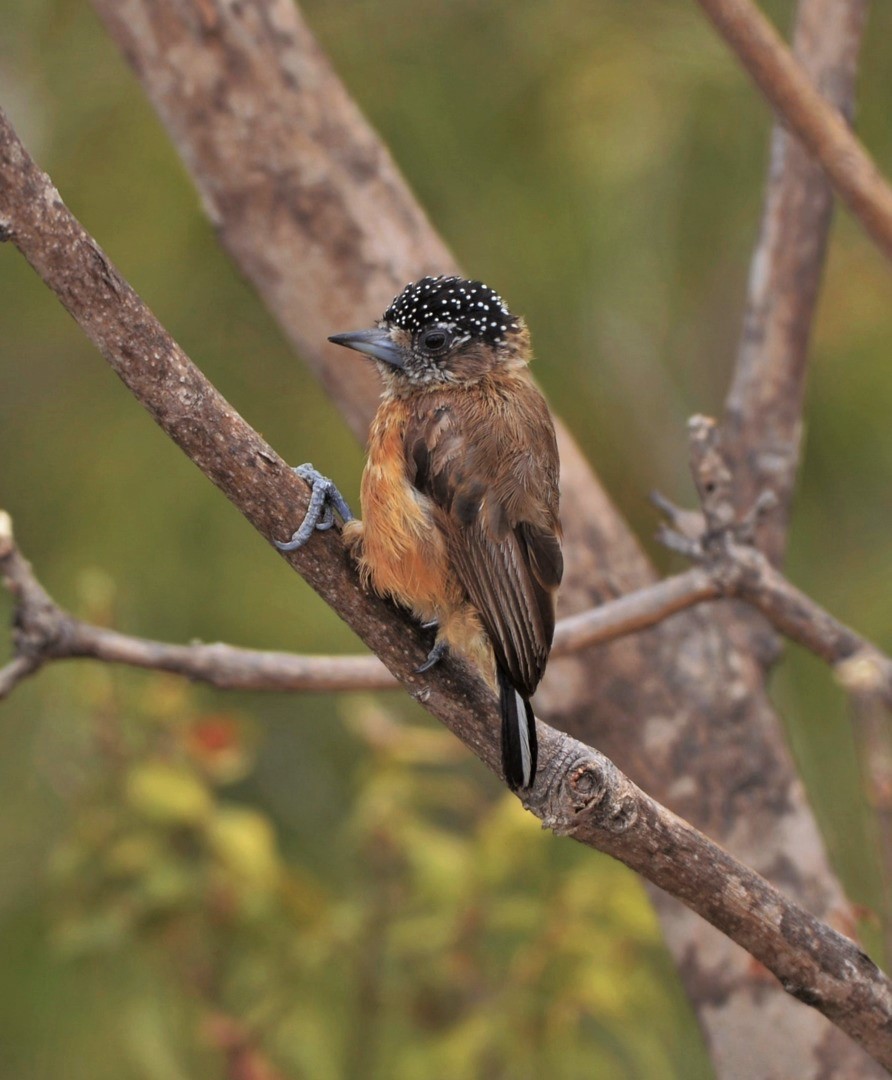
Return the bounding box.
[0,513,394,695]
[2,107,891,1066]
[695,0,892,262]
[0,654,42,699]
[551,569,718,654]
[0,514,720,696]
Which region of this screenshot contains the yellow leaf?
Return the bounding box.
[125,762,213,826]
[208,806,280,892]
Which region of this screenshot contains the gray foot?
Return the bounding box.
[415,638,447,674]
[276,464,355,552]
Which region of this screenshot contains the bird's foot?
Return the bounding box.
[415,638,447,674]
[275,463,355,552]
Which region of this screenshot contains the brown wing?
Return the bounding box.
[405,381,562,697]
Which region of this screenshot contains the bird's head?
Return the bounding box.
[328,276,530,392]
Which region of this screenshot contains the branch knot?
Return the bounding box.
[568,756,638,833]
[653,416,781,601]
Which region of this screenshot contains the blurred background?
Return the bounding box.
[1,1,891,1076]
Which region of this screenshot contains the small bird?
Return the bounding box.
[278,276,562,791]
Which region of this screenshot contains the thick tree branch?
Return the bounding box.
[542,749,892,1074]
[695,0,892,261]
[722,0,868,566]
[2,107,892,1068]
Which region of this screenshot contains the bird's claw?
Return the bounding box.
[415,638,447,674]
[275,463,355,552]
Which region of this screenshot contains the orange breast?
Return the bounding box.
[353,404,457,621]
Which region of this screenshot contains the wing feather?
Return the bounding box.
[404,383,562,697]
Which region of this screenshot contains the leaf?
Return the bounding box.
[125,762,213,826]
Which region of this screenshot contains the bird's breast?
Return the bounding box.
[357,405,456,617]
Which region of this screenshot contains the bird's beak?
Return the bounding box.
[328,328,406,369]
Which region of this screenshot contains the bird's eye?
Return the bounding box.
[420,328,450,353]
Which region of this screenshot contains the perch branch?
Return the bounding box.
[2,107,892,1066]
[695,0,892,262]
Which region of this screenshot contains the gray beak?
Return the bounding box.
[328,328,405,369]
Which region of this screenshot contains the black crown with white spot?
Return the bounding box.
[384,276,520,346]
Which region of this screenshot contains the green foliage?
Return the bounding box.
[6,675,707,1079]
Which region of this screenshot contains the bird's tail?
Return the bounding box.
[497,665,538,791]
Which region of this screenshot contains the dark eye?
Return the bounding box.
[420,328,450,352]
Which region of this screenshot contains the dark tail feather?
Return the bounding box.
[497,666,538,791]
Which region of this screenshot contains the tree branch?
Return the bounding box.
[655,416,892,706]
[0,510,713,696]
[721,0,869,566]
[661,414,892,961]
[2,106,892,1068]
[0,511,393,695]
[695,0,892,262]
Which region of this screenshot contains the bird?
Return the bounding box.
[277,275,562,791]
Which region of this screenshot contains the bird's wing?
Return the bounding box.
[404,385,562,696]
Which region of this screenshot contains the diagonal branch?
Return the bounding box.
[3,105,892,1069]
[0,104,506,772]
[695,0,892,261]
